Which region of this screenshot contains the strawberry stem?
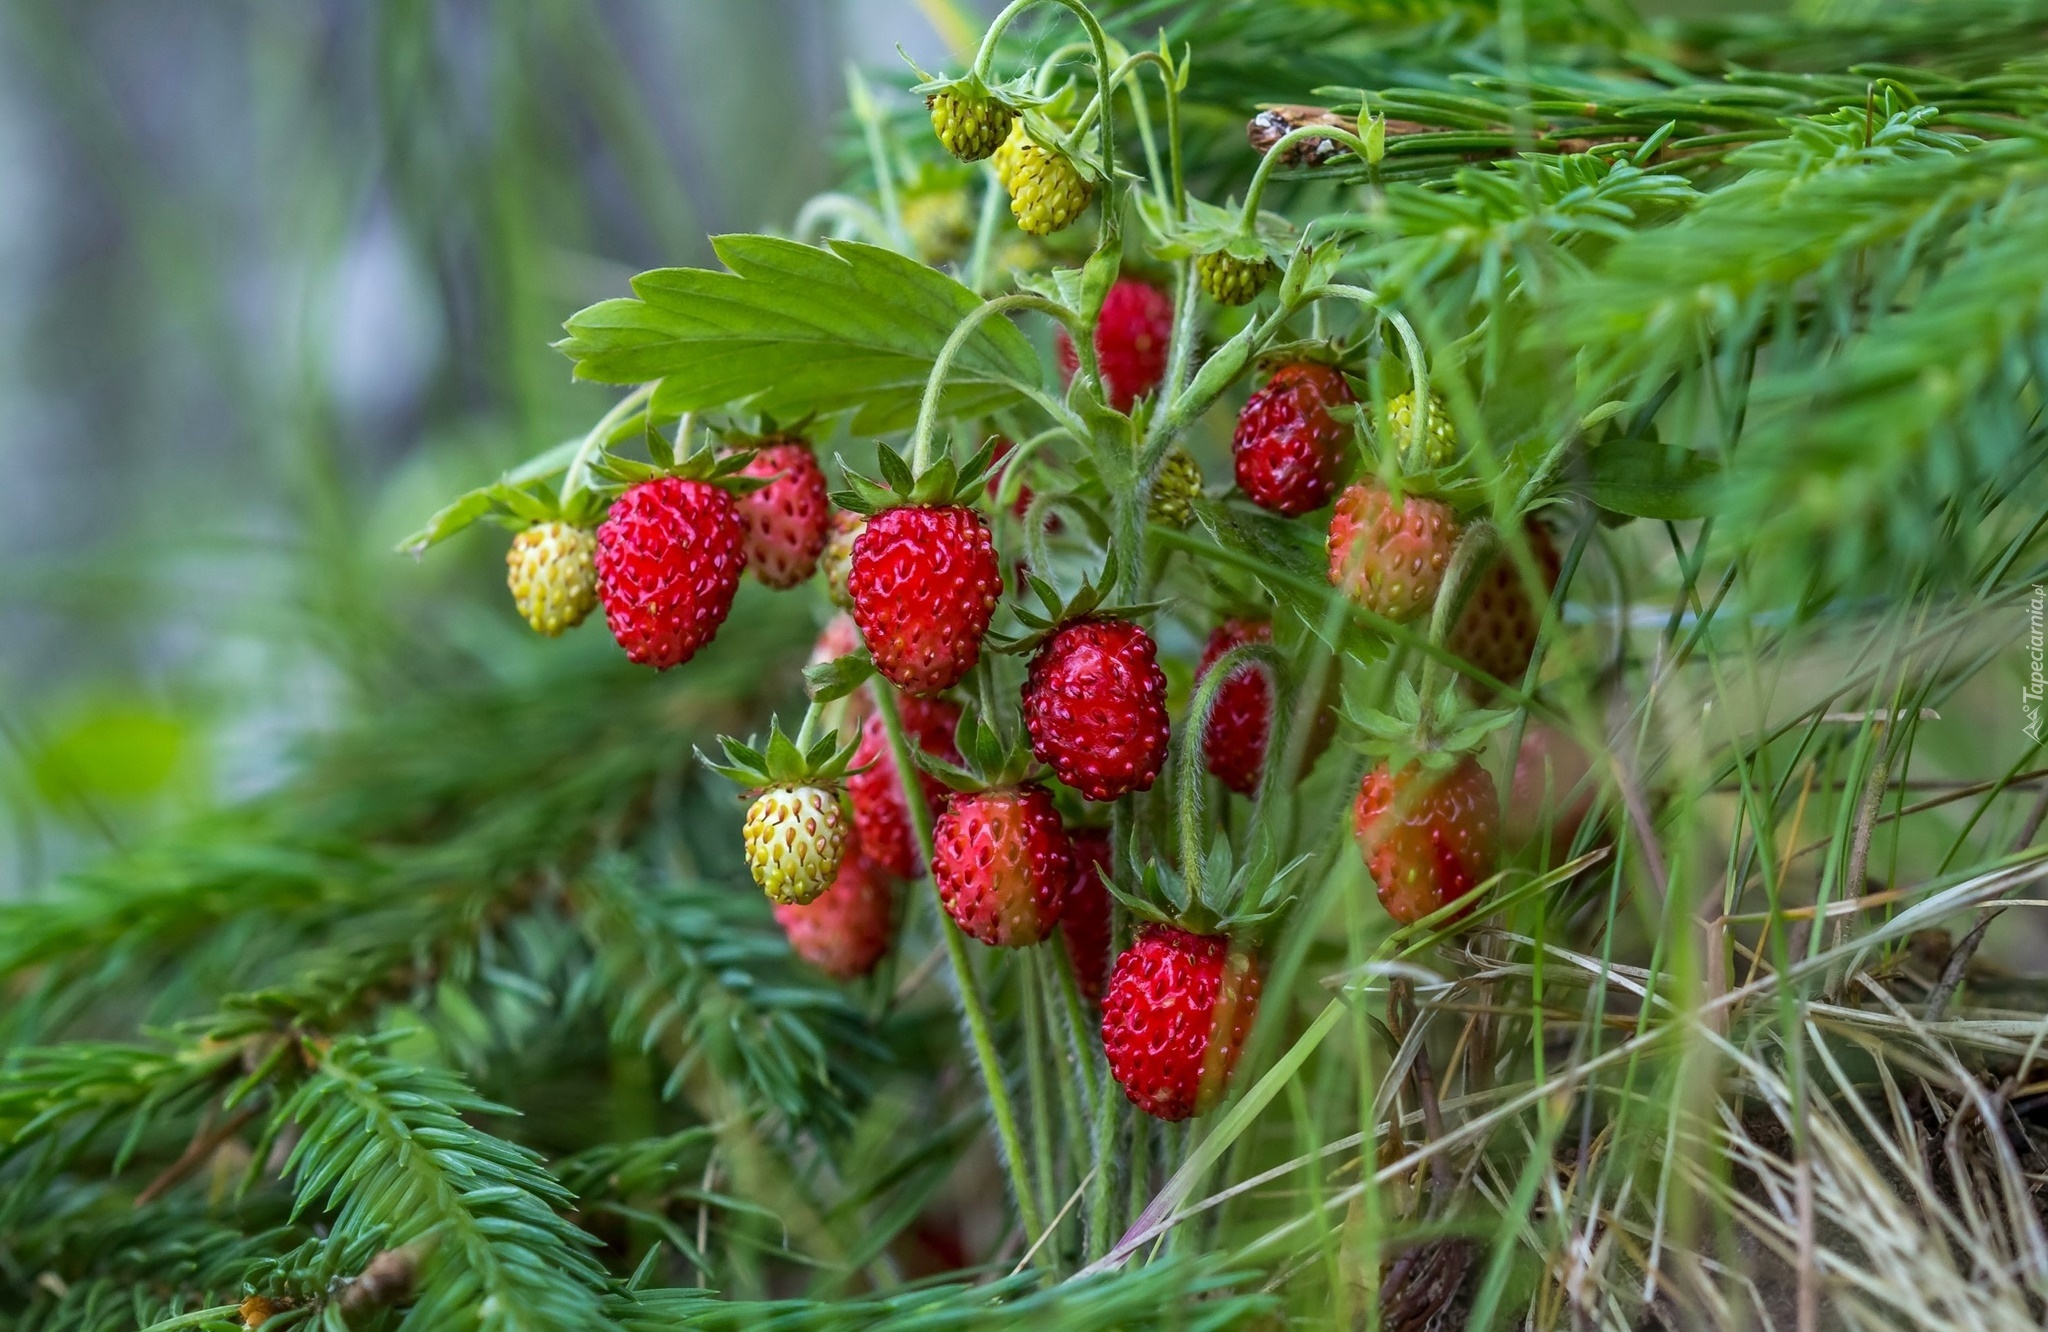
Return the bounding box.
[559,381,655,504]
[870,683,1048,1244]
[1416,519,1503,724]
[909,292,1081,474]
[969,0,1115,184]
[1235,124,1380,235]
[1177,641,1283,904]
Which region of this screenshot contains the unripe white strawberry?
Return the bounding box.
[506,522,598,636]
[743,784,850,906]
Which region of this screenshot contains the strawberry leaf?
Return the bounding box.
[558,236,1043,433]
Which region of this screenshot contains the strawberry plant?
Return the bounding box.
[14,1,2048,1328]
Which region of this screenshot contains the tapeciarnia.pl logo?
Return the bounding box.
[2027,585,2046,742]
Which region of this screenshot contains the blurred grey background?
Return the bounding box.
[0,1,976,894]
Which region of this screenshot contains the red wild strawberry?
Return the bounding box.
[1353,756,1500,925]
[1062,828,1114,1003]
[1327,479,1457,623]
[1023,618,1170,802]
[733,437,831,589]
[1233,363,1357,516]
[775,842,895,980]
[932,782,1071,946]
[1197,619,1339,795]
[1505,724,1596,861]
[847,695,962,879]
[1055,278,1173,413]
[1101,925,1261,1121]
[850,506,1003,696]
[1446,521,1560,694]
[1197,619,1274,797]
[596,476,745,669]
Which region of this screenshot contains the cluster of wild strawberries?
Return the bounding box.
[492,270,1573,1122]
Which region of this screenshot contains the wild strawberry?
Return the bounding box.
[1327,480,1457,623]
[994,122,1091,236]
[1505,724,1596,861]
[1101,925,1261,1121]
[1147,448,1203,529]
[733,436,830,589]
[1062,827,1114,1003]
[1353,755,1500,925]
[1197,250,1277,306]
[1446,522,1560,694]
[596,476,745,669]
[775,841,895,979]
[932,782,1071,947]
[1023,618,1170,802]
[928,89,1014,163]
[1233,363,1357,516]
[1197,619,1275,797]
[1055,278,1173,412]
[821,510,865,610]
[743,784,849,906]
[1386,389,1458,468]
[506,521,598,636]
[847,695,962,879]
[849,505,1003,696]
[809,612,863,668]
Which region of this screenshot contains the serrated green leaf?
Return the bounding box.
[558,237,1042,433]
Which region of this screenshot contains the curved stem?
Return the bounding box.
[1236,125,1377,232]
[970,0,1114,186]
[791,193,893,247]
[561,382,656,503]
[1309,283,1428,464]
[1416,520,1502,714]
[1176,642,1284,899]
[910,292,1080,473]
[871,686,1047,1243]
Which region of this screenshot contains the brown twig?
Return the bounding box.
[1925,781,2048,1021]
[134,1103,259,1208]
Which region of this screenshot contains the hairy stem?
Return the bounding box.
[871,686,1047,1242]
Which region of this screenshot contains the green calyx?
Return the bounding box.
[987,560,1163,656]
[701,714,866,792]
[831,437,1000,515]
[915,701,1040,794]
[589,417,773,498]
[1141,193,1291,285]
[1104,834,1311,939]
[1348,676,1514,775]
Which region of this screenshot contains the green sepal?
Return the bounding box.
[699,715,867,790]
[902,59,1043,117]
[804,650,875,704]
[912,700,1039,793]
[986,557,1165,656]
[831,438,1000,515]
[587,422,774,498]
[1101,839,1314,940]
[1138,192,1294,267]
[1347,677,1515,773]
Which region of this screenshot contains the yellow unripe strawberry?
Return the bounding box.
[995,123,1091,237]
[743,784,850,906]
[1387,390,1458,467]
[1196,251,1277,306]
[506,522,598,636]
[1148,449,1204,529]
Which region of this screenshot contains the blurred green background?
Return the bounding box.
[0,1,996,894]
